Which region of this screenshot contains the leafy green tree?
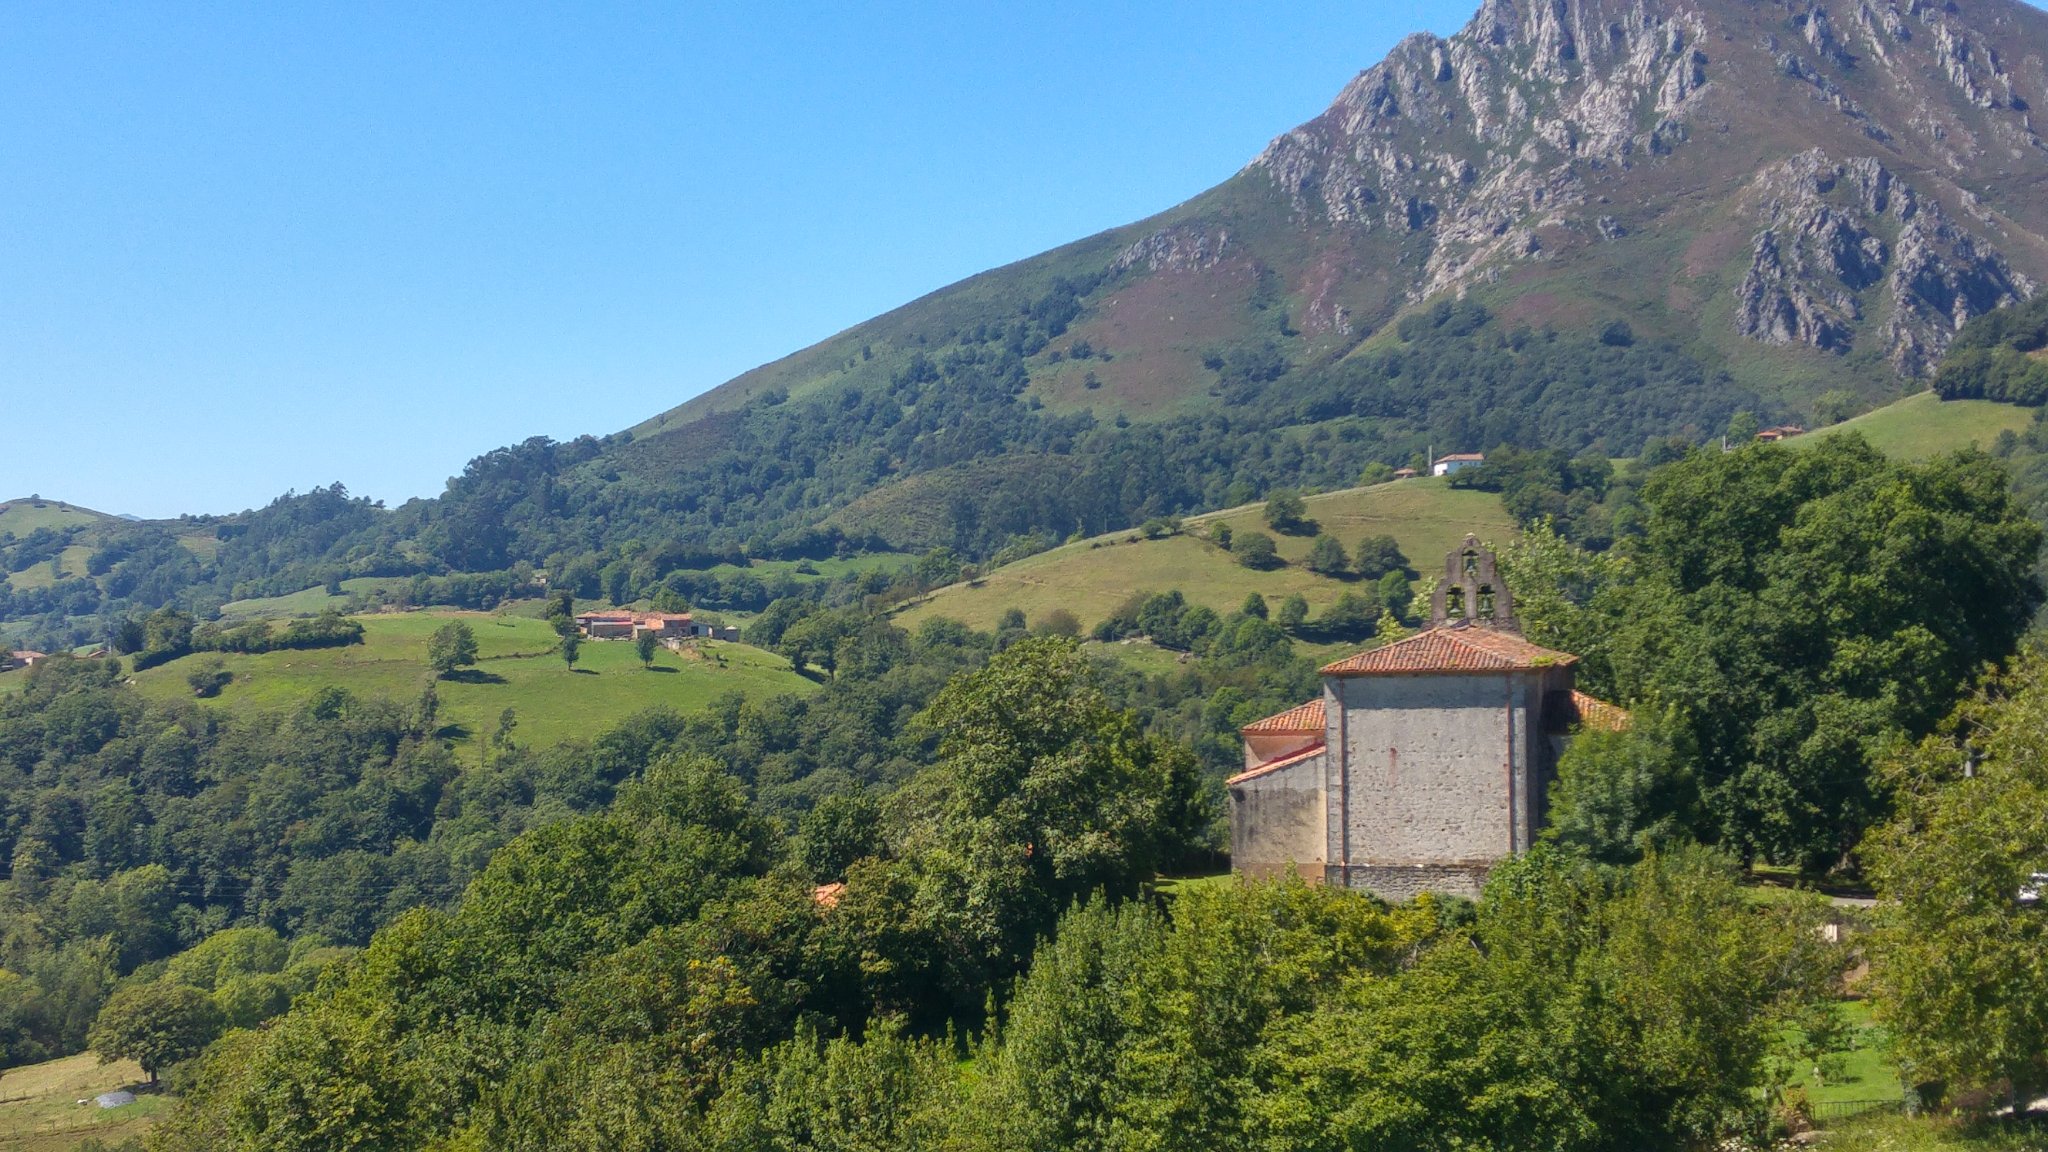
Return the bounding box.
[1354,534,1409,579]
[1579,438,2042,866]
[1262,490,1313,535]
[88,982,223,1083]
[1867,658,2048,1109]
[1543,718,1697,864]
[1377,571,1414,622]
[1304,534,1349,576]
[794,791,882,884]
[1238,592,1267,619]
[1231,530,1280,570]
[427,620,478,678]
[1036,608,1081,637]
[185,661,231,698]
[1208,523,1233,550]
[560,631,580,671]
[1275,594,1308,629]
[905,638,1210,996]
[1811,389,1859,426]
[635,629,659,668]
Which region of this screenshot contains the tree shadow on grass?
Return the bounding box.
[434,723,473,742]
[441,668,507,685]
[645,665,678,673]
[572,668,599,675]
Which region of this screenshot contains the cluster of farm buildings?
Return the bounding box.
[571,610,739,644]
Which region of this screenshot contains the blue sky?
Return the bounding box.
[0,2,1476,516]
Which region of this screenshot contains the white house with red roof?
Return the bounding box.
[1228,535,1626,900]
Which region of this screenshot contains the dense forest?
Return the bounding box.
[1,419,2036,1149]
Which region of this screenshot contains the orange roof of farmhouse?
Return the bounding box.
[1241,699,1326,734]
[1319,625,1578,677]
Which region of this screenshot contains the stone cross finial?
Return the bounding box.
[1428,534,1517,630]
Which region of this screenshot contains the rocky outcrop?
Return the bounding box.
[1112,225,1231,274]
[1736,151,2033,374]
[1249,0,1713,298]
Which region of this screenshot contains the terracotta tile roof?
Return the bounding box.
[1435,452,1486,463]
[1320,625,1578,677]
[1241,699,1325,734]
[1226,743,1325,787]
[1565,689,1631,732]
[811,881,846,910]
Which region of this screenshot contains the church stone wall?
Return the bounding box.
[1228,752,1325,881]
[1328,673,1536,880]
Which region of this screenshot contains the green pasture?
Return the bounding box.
[128,612,815,750]
[1795,392,2033,459]
[896,477,1513,637]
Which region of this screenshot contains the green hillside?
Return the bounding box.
[124,612,815,751]
[0,497,114,535]
[0,1052,159,1152]
[1793,392,2033,459]
[896,476,1512,637]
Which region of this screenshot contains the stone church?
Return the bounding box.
[1227,536,1627,900]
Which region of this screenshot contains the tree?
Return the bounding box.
[635,630,659,669]
[1262,490,1314,535]
[1354,535,1409,580]
[793,791,882,883]
[1239,593,1267,620]
[1275,594,1309,630]
[1304,534,1349,576]
[1812,389,1859,426]
[1867,657,2048,1110]
[1543,718,1696,865]
[1231,531,1280,570]
[88,982,223,1083]
[493,707,518,748]
[185,661,231,698]
[427,621,478,678]
[1377,572,1415,622]
[1037,608,1081,637]
[560,632,581,671]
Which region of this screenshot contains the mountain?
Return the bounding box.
[643,0,2048,432]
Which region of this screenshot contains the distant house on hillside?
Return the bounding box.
[1432,452,1485,477]
[574,611,638,639]
[635,612,694,640]
[1392,467,1421,480]
[1755,425,1807,442]
[5,651,48,671]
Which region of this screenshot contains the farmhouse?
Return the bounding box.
[635,612,694,640]
[4,650,48,671]
[1228,535,1625,900]
[1755,424,1807,442]
[574,611,638,639]
[1431,452,1485,477]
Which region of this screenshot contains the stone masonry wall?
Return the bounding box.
[1228,752,1326,879]
[1329,672,1536,873]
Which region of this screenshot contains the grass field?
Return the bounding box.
[1795,392,2034,458]
[895,477,1513,638]
[217,577,414,619]
[126,612,816,751]
[0,1052,160,1152]
[0,499,111,537]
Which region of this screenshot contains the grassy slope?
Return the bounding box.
[0,1052,159,1152]
[0,500,112,536]
[1792,392,2034,459]
[126,613,816,751]
[895,477,1513,637]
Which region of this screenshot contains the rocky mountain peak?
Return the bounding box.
[1244,0,2046,370]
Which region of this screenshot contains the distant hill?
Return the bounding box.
[1792,391,2033,457]
[895,477,1516,644]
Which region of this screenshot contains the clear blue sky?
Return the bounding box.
[0,2,1478,517]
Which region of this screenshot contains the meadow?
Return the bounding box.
[120,612,816,751]
[895,476,1514,637]
[0,1052,158,1152]
[1795,392,2033,458]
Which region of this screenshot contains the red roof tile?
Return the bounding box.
[1241,699,1325,734]
[1565,690,1631,733]
[1226,743,1325,786]
[1320,626,1578,677]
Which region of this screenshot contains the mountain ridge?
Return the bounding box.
[636,0,2048,439]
